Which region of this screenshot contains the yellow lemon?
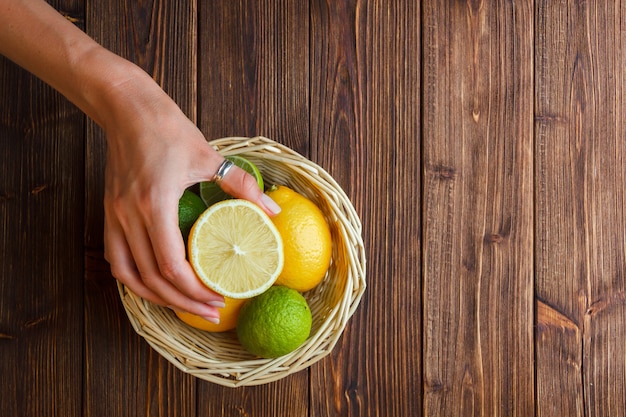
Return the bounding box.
[175,297,247,332]
[188,199,284,299]
[265,185,332,292]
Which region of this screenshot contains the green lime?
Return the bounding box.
[236,286,312,358]
[178,189,207,241]
[199,155,264,206]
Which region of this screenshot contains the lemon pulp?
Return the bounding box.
[188,199,284,299]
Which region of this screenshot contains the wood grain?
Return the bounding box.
[422,1,534,415]
[0,2,85,416]
[535,1,626,416]
[84,251,197,417]
[2,1,626,415]
[83,1,198,416]
[198,0,310,153]
[309,1,422,415]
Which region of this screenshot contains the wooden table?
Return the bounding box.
[1,1,625,415]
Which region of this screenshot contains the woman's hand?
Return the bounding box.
[100,70,280,321]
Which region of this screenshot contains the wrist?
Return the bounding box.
[74,47,161,130]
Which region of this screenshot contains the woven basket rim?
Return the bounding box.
[118,136,366,387]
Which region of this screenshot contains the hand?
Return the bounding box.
[101,69,280,321]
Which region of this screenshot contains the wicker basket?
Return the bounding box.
[117,136,366,387]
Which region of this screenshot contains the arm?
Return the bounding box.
[0,0,280,321]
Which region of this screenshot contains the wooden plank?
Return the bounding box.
[83,1,199,415]
[309,1,422,415]
[0,2,85,416]
[198,0,310,153]
[534,2,587,414]
[422,1,534,415]
[579,3,626,414]
[197,1,310,414]
[535,299,583,416]
[535,1,626,415]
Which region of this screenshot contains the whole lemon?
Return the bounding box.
[175,296,247,332]
[236,286,312,358]
[265,185,332,292]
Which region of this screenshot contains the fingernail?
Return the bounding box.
[206,300,226,309]
[261,194,281,215]
[202,316,220,324]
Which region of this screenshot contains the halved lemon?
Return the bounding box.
[188,199,284,299]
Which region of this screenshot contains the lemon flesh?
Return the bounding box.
[188,199,284,299]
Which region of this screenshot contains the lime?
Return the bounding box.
[178,189,207,241]
[236,286,312,358]
[188,199,284,299]
[200,155,264,206]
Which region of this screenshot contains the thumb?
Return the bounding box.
[212,160,281,217]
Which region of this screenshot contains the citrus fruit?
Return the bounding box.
[178,189,207,241]
[175,296,247,332]
[236,286,312,358]
[188,199,284,299]
[265,185,332,292]
[200,155,264,206]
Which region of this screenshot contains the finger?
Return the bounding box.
[217,164,281,216]
[108,197,223,319]
[104,215,168,306]
[145,195,226,305]
[127,222,223,319]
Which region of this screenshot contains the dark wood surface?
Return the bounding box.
[1,1,625,416]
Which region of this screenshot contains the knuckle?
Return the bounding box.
[107,191,128,213]
[106,194,133,227]
[138,271,161,290]
[242,173,260,194]
[107,187,156,219]
[158,259,184,282]
[108,263,129,282]
[224,169,260,199]
[132,191,155,219]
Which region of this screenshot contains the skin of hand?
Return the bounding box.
[101,67,283,321]
[0,0,281,322]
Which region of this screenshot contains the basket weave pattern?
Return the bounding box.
[118,136,366,387]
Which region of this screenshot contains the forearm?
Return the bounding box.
[0,0,153,129]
